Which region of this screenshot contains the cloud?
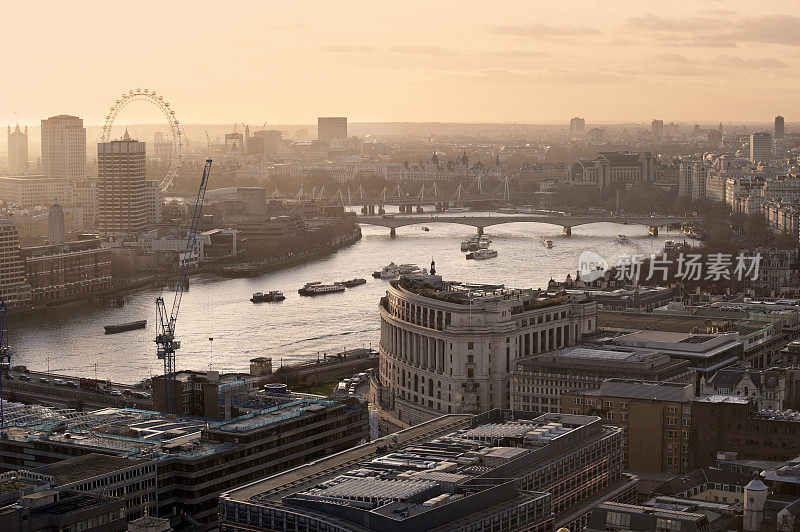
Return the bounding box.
[475,49,554,58]
[626,13,800,47]
[714,55,788,69]
[389,46,456,57]
[319,45,375,53]
[485,23,602,38]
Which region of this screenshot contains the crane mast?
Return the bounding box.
[155,159,212,414]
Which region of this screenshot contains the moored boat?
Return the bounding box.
[104,320,147,334]
[617,234,629,244]
[466,249,498,260]
[251,291,285,303]
[298,282,346,296]
[543,239,553,249]
[339,278,367,288]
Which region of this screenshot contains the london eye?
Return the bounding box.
[101,88,183,192]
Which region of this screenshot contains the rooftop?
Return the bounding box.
[578,379,694,402]
[33,453,149,486]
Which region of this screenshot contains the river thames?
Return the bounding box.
[11,214,687,383]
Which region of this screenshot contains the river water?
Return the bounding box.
[11,212,686,383]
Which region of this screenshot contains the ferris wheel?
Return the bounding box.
[101,88,183,192]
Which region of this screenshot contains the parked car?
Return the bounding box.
[39,378,49,384]
[53,378,67,386]
[109,390,123,397]
[19,374,30,382]
[66,381,78,388]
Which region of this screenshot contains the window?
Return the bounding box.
[606,512,630,527]
[467,342,474,350]
[606,411,614,420]
[574,397,582,405]
[605,401,613,409]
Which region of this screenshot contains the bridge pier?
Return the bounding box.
[649,226,659,236]
[563,226,572,236]
[477,227,484,236]
[390,227,396,238]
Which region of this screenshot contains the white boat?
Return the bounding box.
[467,249,498,260]
[617,235,629,244]
[398,264,423,275]
[448,206,470,213]
[498,207,518,214]
[460,240,472,251]
[543,239,553,249]
[298,282,346,296]
[664,240,676,251]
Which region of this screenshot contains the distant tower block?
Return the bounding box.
[317,117,347,142]
[7,124,28,174]
[48,198,65,245]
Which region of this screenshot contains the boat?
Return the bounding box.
[543,239,553,249]
[398,264,422,275]
[498,207,518,214]
[460,240,472,251]
[466,249,498,260]
[339,278,367,288]
[298,282,346,296]
[373,262,399,278]
[617,235,629,244]
[251,291,285,303]
[664,240,676,251]
[448,206,470,213]
[421,227,429,231]
[104,320,147,334]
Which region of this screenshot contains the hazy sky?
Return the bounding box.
[3,0,798,126]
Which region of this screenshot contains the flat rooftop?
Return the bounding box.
[33,453,149,486]
[598,311,716,333]
[578,379,694,402]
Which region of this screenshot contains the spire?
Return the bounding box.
[123,127,130,141]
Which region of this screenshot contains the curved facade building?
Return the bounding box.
[373,275,597,425]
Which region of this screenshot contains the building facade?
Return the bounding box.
[373,275,597,425]
[40,115,86,180]
[0,221,31,308]
[22,239,112,306]
[511,346,694,414]
[750,132,774,164]
[317,116,347,142]
[97,133,147,235]
[564,379,695,474]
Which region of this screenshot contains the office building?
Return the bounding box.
[0,397,368,526]
[145,180,162,226]
[7,124,28,173]
[220,411,638,532]
[0,220,31,308]
[652,119,664,140]
[47,198,64,245]
[97,131,147,235]
[224,131,245,152]
[248,129,282,156]
[0,489,126,532]
[40,115,86,180]
[22,239,111,306]
[374,275,598,424]
[569,116,585,134]
[318,116,347,142]
[775,115,785,139]
[586,502,711,532]
[691,396,800,468]
[511,346,694,413]
[0,175,71,206]
[564,379,695,475]
[750,132,773,164]
[707,129,723,149]
[71,179,97,230]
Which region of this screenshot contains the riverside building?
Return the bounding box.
[373,274,597,424]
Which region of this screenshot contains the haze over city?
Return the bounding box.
[4,0,800,125]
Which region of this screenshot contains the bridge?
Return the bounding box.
[357,213,693,237]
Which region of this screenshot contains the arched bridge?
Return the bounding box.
[357,214,694,237]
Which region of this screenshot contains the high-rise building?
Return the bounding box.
[749,132,773,164]
[707,129,722,149]
[249,129,282,156]
[47,198,65,245]
[588,127,606,143]
[7,124,28,173]
[317,116,347,142]
[40,115,86,180]
[97,131,147,235]
[775,115,785,139]
[651,119,664,140]
[570,116,586,134]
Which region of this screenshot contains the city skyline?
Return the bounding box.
[3,0,799,126]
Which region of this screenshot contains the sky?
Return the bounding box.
[2,0,799,126]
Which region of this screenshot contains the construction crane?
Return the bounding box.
[155,159,212,414]
[205,131,212,148]
[0,302,9,429]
